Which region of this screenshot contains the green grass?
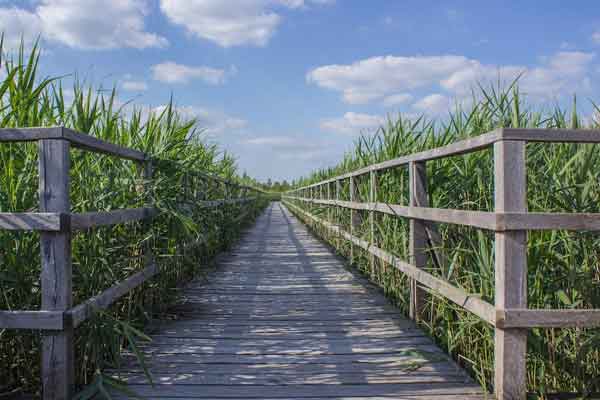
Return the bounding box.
[0,38,268,396]
[288,83,600,397]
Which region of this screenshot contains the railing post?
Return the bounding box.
[326,183,331,224]
[349,177,360,264]
[369,170,377,278]
[335,179,341,248]
[39,138,73,400]
[143,160,154,266]
[409,161,427,321]
[494,140,527,400]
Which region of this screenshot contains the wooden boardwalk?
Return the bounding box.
[112,202,486,399]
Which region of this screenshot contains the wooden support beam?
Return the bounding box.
[39,138,74,400]
[68,263,159,327]
[0,212,67,231]
[409,161,428,321]
[493,140,527,400]
[369,171,377,277]
[349,177,361,264]
[0,311,65,330]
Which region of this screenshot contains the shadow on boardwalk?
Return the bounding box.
[110,202,487,399]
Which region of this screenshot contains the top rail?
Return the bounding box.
[0,127,264,193]
[292,128,600,191]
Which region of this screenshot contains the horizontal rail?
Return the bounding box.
[0,212,67,231]
[0,310,65,330]
[284,200,496,325]
[70,208,158,230]
[197,197,257,209]
[497,309,600,328]
[285,197,600,329]
[287,196,600,232]
[68,263,159,328]
[291,128,600,191]
[0,127,146,161]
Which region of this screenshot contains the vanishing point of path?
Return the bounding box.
[112,202,487,399]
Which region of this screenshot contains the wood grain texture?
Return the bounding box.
[38,138,74,400]
[0,310,65,330]
[493,140,527,400]
[70,207,157,230]
[409,161,427,321]
[0,212,66,231]
[109,203,486,399]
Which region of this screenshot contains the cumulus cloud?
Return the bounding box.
[320,112,385,135]
[0,0,167,50]
[382,93,413,107]
[412,94,451,115]
[154,105,247,135]
[122,78,149,91]
[151,62,234,85]
[242,134,334,161]
[159,0,333,47]
[307,51,597,108]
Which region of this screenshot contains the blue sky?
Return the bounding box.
[2,1,600,182]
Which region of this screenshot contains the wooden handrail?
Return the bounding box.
[0,126,264,400]
[283,127,600,400]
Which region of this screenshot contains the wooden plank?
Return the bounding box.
[0,126,63,141]
[284,201,496,325]
[289,129,501,188]
[70,207,157,230]
[63,127,146,161]
[502,127,600,143]
[500,212,600,231]
[497,309,600,328]
[69,263,159,327]
[290,197,498,230]
[409,161,427,321]
[287,128,600,196]
[0,310,65,330]
[0,212,65,231]
[493,140,527,400]
[109,383,484,397]
[39,138,74,400]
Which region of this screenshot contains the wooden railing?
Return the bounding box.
[0,127,263,400]
[283,128,600,400]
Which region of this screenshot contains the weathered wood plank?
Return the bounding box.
[493,140,527,400]
[39,138,74,400]
[70,207,157,230]
[0,212,65,231]
[409,161,427,321]
[108,203,484,399]
[69,263,158,327]
[0,310,65,330]
[497,309,600,328]
[284,201,496,325]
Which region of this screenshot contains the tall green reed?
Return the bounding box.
[290,83,600,397]
[0,38,267,395]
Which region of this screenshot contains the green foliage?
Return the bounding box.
[0,39,267,395]
[289,82,600,397]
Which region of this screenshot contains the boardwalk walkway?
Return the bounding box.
[113,202,486,399]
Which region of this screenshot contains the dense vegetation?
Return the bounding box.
[287,84,600,397]
[0,40,267,396]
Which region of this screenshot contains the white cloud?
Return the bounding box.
[151,61,233,85]
[159,0,333,47]
[0,0,167,50]
[382,93,412,107]
[0,7,44,50]
[307,55,470,104]
[320,112,385,135]
[592,31,600,45]
[122,80,148,91]
[308,51,597,106]
[242,134,334,161]
[155,105,247,135]
[412,94,451,115]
